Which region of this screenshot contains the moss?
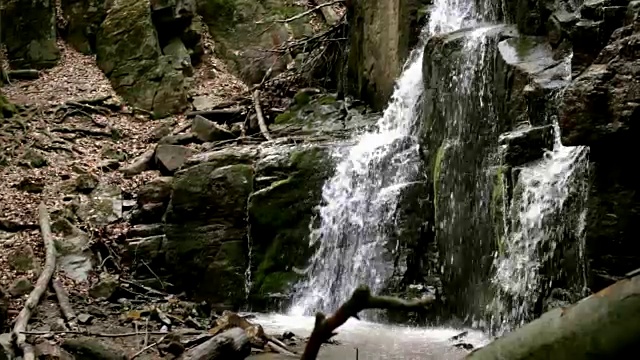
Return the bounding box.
[316,95,338,105]
[514,36,537,59]
[274,111,296,124]
[294,90,312,106]
[258,271,299,295]
[0,93,17,118]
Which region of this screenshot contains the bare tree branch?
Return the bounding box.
[301,286,435,360]
[256,0,345,24]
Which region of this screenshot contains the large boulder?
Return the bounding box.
[1,0,60,69]
[164,162,254,307]
[96,0,189,118]
[61,0,107,54]
[247,145,335,307]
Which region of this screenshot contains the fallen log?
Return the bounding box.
[301,285,435,360]
[7,69,40,80]
[466,274,640,360]
[181,328,251,360]
[13,203,57,360]
[252,90,272,141]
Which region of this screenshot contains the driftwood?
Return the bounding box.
[252,90,272,141]
[181,328,251,360]
[301,286,435,360]
[466,274,640,359]
[13,203,57,360]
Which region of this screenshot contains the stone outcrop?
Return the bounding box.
[343,0,423,111]
[1,0,60,69]
[120,94,375,310]
[558,3,640,290]
[60,0,107,54]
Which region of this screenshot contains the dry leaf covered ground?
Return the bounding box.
[0,37,246,337]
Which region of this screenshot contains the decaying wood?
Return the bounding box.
[13,203,57,360]
[301,285,435,360]
[252,90,272,141]
[465,274,640,360]
[52,278,77,330]
[182,328,251,360]
[7,69,40,80]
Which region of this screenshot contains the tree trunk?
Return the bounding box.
[466,274,640,360]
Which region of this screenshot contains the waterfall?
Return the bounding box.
[289,0,590,334]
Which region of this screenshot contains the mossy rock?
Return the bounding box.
[0,94,17,119]
[247,145,334,307]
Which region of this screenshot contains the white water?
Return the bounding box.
[251,313,490,359]
[289,0,481,315]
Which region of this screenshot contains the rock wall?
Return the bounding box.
[342,0,424,111]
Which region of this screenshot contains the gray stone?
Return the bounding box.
[155,145,194,174]
[163,37,193,76]
[89,275,119,300]
[137,177,173,205]
[191,96,216,111]
[191,115,235,142]
[61,0,106,54]
[9,245,40,272]
[8,276,34,297]
[75,184,123,226]
[77,313,93,325]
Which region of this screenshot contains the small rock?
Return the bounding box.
[75,174,99,194]
[61,337,127,360]
[20,149,48,168]
[121,150,155,177]
[98,159,120,172]
[86,305,108,318]
[9,276,33,297]
[0,333,14,360]
[281,331,295,340]
[191,115,235,142]
[191,96,216,111]
[154,145,194,174]
[130,203,167,224]
[15,178,45,193]
[50,318,66,332]
[137,177,173,205]
[9,245,40,272]
[150,121,176,142]
[77,313,93,325]
[184,316,203,330]
[35,340,74,360]
[89,275,119,300]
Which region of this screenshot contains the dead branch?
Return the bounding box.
[182,328,251,360]
[257,0,345,24]
[252,90,272,141]
[301,286,435,360]
[130,334,167,360]
[51,126,112,137]
[185,107,245,120]
[52,278,78,330]
[13,203,57,360]
[20,329,203,337]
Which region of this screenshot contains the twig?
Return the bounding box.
[141,260,166,290]
[130,334,167,360]
[120,279,167,297]
[13,203,57,360]
[252,90,272,141]
[257,0,345,24]
[300,286,435,360]
[52,278,78,330]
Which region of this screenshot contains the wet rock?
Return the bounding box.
[2,0,60,69]
[61,0,107,54]
[89,275,119,300]
[35,340,74,360]
[192,115,235,142]
[165,163,254,306]
[499,125,555,166]
[62,337,127,360]
[8,276,34,297]
[248,145,334,306]
[9,245,40,272]
[96,0,188,118]
[155,144,194,174]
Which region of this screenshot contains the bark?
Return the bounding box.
[13,203,57,360]
[180,328,251,360]
[466,274,640,360]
